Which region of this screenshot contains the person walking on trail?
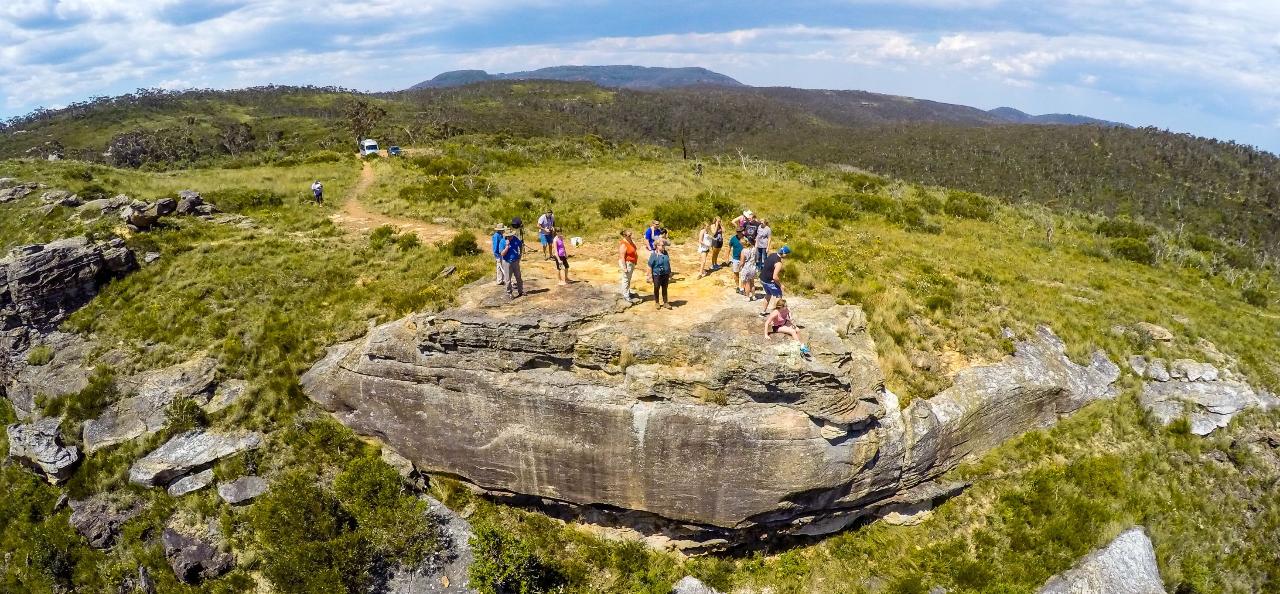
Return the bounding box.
[710,217,724,270]
[697,220,714,278]
[644,220,667,252]
[552,228,571,286]
[619,229,639,301]
[738,244,759,300]
[311,181,323,205]
[729,230,745,291]
[754,219,772,265]
[759,245,791,315]
[765,298,811,355]
[648,241,673,310]
[500,229,524,298]
[491,224,508,286]
[537,210,556,260]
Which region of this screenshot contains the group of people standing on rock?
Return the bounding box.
[488,207,804,351]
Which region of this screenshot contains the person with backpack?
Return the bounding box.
[537,209,556,260]
[754,219,772,265]
[729,230,745,291]
[500,228,524,298]
[311,181,323,205]
[619,229,639,301]
[648,240,673,310]
[510,216,525,257]
[552,227,570,286]
[738,244,759,300]
[759,245,791,316]
[742,212,762,245]
[491,224,508,286]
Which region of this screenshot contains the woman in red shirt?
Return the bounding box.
[619,229,639,301]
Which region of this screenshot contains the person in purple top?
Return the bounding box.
[553,228,571,286]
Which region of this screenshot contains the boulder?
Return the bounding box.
[1141,373,1280,436]
[82,357,219,452]
[161,528,234,584]
[174,190,204,215]
[147,198,177,219]
[6,416,79,483]
[0,183,38,203]
[1133,322,1174,343]
[303,277,1119,550]
[672,577,723,594]
[167,468,215,497]
[120,205,158,230]
[41,190,81,207]
[143,252,161,264]
[1039,528,1165,593]
[68,495,144,549]
[129,429,263,488]
[217,476,268,505]
[1146,359,1171,382]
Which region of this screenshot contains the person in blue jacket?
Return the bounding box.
[491,224,507,285]
[500,228,524,298]
[644,220,667,252]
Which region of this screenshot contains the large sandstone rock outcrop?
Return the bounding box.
[1039,527,1165,594]
[304,281,1119,549]
[0,236,136,361]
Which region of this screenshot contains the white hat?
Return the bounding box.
[743,210,754,217]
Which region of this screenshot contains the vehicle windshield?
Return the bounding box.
[365,144,378,151]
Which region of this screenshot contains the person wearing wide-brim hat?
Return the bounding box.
[500,227,525,298]
[491,224,508,286]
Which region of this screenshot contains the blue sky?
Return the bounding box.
[2,1,1278,152]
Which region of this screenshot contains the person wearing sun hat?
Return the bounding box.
[758,245,791,316]
[500,227,524,298]
[491,223,507,286]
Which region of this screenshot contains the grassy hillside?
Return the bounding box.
[2,133,1278,593]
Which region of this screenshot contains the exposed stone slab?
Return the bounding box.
[217,476,268,505]
[7,416,80,483]
[1039,528,1165,594]
[82,357,219,452]
[1141,373,1280,436]
[162,528,234,584]
[167,468,215,497]
[129,429,263,488]
[69,495,144,549]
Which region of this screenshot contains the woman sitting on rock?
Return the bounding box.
[764,299,810,355]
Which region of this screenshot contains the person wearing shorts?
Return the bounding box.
[759,245,790,316]
[537,210,555,259]
[553,228,570,286]
[729,231,745,289]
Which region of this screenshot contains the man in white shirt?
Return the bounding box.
[537,209,556,260]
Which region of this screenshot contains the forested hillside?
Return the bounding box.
[3,81,1277,256]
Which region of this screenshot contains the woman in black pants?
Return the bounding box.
[647,240,673,309]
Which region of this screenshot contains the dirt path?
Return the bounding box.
[330,159,748,316]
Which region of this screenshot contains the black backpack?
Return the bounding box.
[510,216,523,229]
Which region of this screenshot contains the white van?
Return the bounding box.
[360,139,379,157]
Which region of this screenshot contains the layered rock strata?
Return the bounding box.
[304,280,1119,549]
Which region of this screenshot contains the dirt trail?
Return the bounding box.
[330,159,751,316]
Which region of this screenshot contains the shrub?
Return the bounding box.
[26,344,54,366]
[334,457,437,565]
[1242,287,1269,308]
[1186,233,1217,252]
[304,150,344,164]
[251,473,375,594]
[598,198,631,219]
[1096,217,1157,239]
[394,233,422,252]
[411,155,474,176]
[802,196,859,223]
[848,192,895,214]
[163,398,207,434]
[839,171,890,192]
[370,225,396,250]
[443,231,481,257]
[943,191,996,221]
[889,203,943,234]
[469,525,561,594]
[205,188,286,212]
[914,192,943,215]
[1110,237,1155,265]
[653,200,710,231]
[399,176,492,206]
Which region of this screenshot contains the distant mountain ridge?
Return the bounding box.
[411,65,1125,128]
[410,65,745,90]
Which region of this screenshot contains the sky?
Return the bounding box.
[2,1,1279,152]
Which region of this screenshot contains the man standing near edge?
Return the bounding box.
[491,224,507,286]
[537,209,556,260]
[501,228,524,298]
[754,219,772,265]
[758,245,790,316]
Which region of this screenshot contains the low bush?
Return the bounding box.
[848,192,896,214]
[802,196,860,223]
[889,203,943,234]
[1242,287,1269,308]
[26,344,54,366]
[411,155,475,176]
[334,457,438,565]
[1110,237,1155,265]
[204,188,286,212]
[944,190,996,221]
[469,525,561,594]
[839,171,890,192]
[304,150,344,164]
[653,200,710,231]
[1096,217,1157,240]
[597,198,631,219]
[399,176,492,206]
[443,231,481,257]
